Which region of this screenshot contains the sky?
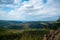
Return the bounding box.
[0,0,60,21]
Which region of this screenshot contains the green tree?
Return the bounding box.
[57,17,60,22]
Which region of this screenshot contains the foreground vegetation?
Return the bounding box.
[0,29,49,40]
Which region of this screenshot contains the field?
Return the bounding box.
[0,29,49,40]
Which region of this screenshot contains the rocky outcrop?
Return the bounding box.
[43,28,60,40]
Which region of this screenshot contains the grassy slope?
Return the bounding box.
[0,29,48,40]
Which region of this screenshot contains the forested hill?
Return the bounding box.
[0,20,60,30]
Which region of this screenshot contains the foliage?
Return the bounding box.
[0,30,48,40]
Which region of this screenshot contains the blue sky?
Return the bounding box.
[0,0,60,21]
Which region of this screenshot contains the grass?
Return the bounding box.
[0,29,49,40]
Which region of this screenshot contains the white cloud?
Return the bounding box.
[14,0,21,4]
[0,0,60,21]
[0,11,8,20]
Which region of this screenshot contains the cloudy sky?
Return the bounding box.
[0,0,60,21]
